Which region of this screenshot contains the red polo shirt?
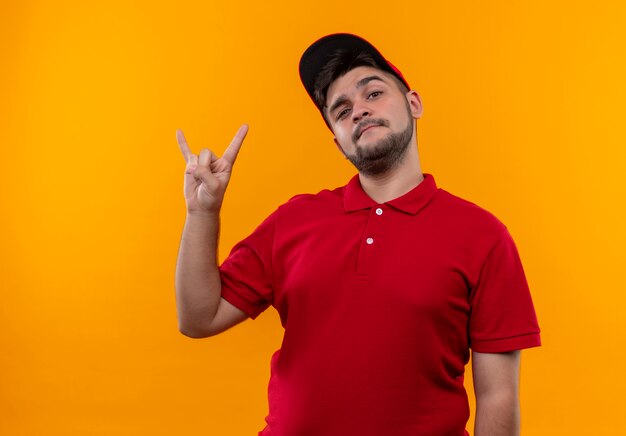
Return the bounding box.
[219,173,541,436]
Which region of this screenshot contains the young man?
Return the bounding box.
[175,34,541,436]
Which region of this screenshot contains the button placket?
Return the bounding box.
[356,205,386,276]
[365,205,385,245]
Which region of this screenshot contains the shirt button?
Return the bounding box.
[366,237,374,245]
[375,207,383,215]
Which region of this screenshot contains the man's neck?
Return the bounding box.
[358,148,424,204]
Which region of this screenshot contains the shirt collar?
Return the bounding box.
[343,173,438,215]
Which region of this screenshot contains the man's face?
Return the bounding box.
[325,66,422,176]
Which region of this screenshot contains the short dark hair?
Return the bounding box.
[313,49,409,124]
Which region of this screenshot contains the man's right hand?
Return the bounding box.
[176,124,249,214]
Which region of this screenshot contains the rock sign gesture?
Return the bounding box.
[176,124,249,214]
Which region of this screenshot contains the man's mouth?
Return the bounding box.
[356,122,383,139]
[360,125,379,136]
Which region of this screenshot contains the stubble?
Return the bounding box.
[345,104,414,176]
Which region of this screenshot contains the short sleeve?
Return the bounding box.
[469,228,541,352]
[219,210,277,320]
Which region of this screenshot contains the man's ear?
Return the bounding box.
[333,137,348,158]
[406,90,423,120]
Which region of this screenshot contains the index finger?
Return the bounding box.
[221,124,249,165]
[176,129,192,163]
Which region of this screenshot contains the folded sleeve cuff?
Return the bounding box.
[220,286,269,320]
[471,331,542,353]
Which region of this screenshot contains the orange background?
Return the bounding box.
[1,1,625,434]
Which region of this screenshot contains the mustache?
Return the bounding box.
[353,119,389,142]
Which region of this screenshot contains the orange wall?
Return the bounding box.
[1,1,625,434]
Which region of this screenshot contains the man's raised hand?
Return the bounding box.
[176,124,249,214]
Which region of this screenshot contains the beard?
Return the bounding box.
[345,106,414,177]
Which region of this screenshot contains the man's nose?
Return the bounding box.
[352,104,371,123]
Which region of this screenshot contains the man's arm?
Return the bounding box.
[174,126,249,338]
[472,350,521,436]
[175,212,247,337]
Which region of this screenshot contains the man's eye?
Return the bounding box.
[368,91,382,99]
[336,108,350,120]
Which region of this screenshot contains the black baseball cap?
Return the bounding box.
[299,33,411,115]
